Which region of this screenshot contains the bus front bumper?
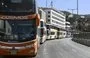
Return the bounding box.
[0,47,37,56]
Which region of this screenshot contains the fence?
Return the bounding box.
[72,32,90,46]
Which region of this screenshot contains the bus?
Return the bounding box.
[46,25,58,40]
[50,29,58,39]
[39,19,47,44]
[0,0,40,57]
[38,8,47,44]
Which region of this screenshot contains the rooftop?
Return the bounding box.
[39,7,65,16]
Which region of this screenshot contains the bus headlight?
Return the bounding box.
[25,44,34,48]
[14,44,34,49]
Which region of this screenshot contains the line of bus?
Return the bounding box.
[0,0,66,57]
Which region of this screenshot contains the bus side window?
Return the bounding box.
[40,21,43,27]
[51,32,55,35]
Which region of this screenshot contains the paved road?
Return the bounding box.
[35,38,90,58]
[0,38,90,58]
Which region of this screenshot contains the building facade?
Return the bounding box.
[66,21,71,37]
[41,7,66,39]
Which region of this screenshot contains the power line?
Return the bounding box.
[68,9,76,14]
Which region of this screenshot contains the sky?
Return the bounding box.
[37,0,90,14]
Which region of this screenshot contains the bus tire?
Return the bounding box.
[31,53,37,57]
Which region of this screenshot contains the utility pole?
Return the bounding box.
[77,0,79,15]
[75,0,79,32]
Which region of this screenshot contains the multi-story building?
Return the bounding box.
[41,7,66,39]
[66,21,71,37]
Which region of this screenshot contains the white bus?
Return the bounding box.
[39,19,47,44]
[38,9,47,44]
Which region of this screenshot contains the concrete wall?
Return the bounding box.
[72,32,90,46]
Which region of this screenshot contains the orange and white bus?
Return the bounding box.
[0,0,40,57]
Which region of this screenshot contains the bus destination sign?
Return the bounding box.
[0,16,28,20]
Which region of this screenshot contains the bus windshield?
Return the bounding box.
[0,0,35,12]
[0,20,36,43]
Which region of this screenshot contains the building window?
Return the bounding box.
[40,21,43,27]
[51,32,55,35]
[48,15,50,18]
[48,11,50,14]
[48,19,50,22]
[52,12,65,19]
[52,16,64,22]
